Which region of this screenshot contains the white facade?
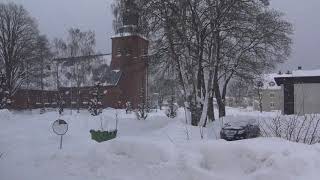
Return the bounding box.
[254,73,283,112]
[294,83,320,114]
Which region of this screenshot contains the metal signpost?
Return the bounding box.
[52,119,68,149]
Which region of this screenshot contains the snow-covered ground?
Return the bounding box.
[1,108,320,180]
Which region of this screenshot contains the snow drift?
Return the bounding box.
[0,109,320,180]
[0,109,11,120]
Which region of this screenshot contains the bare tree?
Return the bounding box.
[0,3,42,99]
[53,28,96,112]
[255,80,264,113]
[112,0,292,125]
[229,78,251,107]
[203,0,292,117]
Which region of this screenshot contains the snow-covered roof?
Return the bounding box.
[260,73,284,90]
[282,69,320,78]
[258,69,320,90]
[273,69,320,85]
[112,32,148,41]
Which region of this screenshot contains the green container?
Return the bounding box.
[90,129,117,143]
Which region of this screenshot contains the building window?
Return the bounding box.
[36,95,41,104]
[126,48,132,56]
[269,82,276,87]
[270,102,275,108]
[270,93,275,98]
[117,48,121,57]
[141,48,148,56]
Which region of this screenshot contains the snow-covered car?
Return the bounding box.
[220,121,260,141]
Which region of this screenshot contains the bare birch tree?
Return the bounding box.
[53,28,96,112]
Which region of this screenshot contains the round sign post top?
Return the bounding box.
[52,119,68,135]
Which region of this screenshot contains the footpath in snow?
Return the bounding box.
[0,108,320,180]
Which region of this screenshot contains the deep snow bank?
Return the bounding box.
[0,109,11,120]
[1,109,320,180]
[31,137,320,180]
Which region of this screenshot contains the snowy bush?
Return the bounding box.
[259,114,320,144]
[125,101,132,114]
[135,103,148,120]
[0,109,12,120]
[88,83,103,116]
[165,96,178,118]
[57,93,65,115]
[135,88,148,120]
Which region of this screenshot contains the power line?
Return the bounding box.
[53,53,111,63]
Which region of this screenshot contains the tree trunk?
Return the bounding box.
[259,88,263,113]
[41,57,45,113]
[214,81,226,117]
[190,105,201,126]
[199,65,214,127]
[220,75,233,117]
[207,93,215,122]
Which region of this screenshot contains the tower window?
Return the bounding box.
[117,48,121,57]
[126,48,132,56]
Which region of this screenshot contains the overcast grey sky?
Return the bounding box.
[1,0,320,71]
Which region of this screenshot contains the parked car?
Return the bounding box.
[220,121,260,141]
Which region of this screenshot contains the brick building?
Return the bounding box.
[11,1,148,110]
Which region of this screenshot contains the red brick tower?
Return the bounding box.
[110,0,148,108]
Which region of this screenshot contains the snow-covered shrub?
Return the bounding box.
[125,101,132,114]
[88,82,107,134]
[88,82,103,116]
[135,103,148,120]
[0,109,12,120]
[40,108,46,114]
[135,88,148,120]
[260,114,320,144]
[165,96,178,118]
[145,96,152,113]
[57,92,65,115]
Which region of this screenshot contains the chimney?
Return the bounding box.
[298,66,302,70]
